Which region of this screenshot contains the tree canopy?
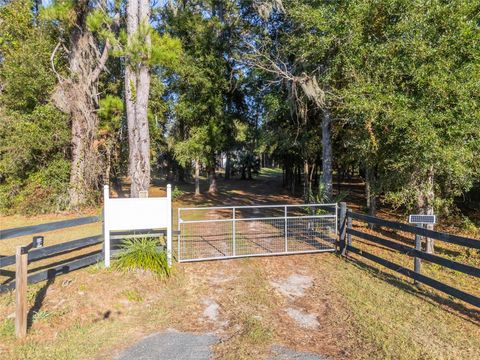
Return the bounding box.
[0,0,478,218]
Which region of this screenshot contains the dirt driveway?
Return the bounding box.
[0,253,361,360]
[108,253,356,360]
[159,254,355,360]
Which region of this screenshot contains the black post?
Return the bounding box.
[339,202,347,255]
[414,224,422,284]
[347,210,352,248]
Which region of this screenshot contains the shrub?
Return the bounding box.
[114,238,171,277]
[172,186,185,200]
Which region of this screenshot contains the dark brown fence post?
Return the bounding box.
[414,224,422,285]
[15,246,28,338]
[347,210,352,249]
[339,202,347,255]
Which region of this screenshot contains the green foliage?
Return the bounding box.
[172,186,185,200]
[11,159,70,214]
[114,238,171,277]
[86,9,112,34]
[99,95,124,131]
[257,0,480,213]
[0,104,70,214]
[150,32,182,68]
[0,1,71,214]
[40,0,75,26]
[0,0,58,111]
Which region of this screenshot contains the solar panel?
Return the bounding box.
[408,214,436,224]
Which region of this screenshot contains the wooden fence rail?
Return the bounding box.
[1,251,103,293]
[338,203,480,309]
[0,216,100,240]
[348,211,480,249]
[0,235,102,268]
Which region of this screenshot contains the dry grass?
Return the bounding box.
[1,254,478,359]
[327,255,480,360]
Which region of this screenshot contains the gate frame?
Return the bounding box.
[177,203,338,262]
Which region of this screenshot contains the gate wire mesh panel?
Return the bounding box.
[177,204,337,262]
[179,220,233,260]
[235,218,286,256]
[286,217,336,252]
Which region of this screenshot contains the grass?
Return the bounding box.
[333,257,480,360]
[121,289,144,302]
[0,319,14,338]
[242,316,273,344]
[32,310,53,322]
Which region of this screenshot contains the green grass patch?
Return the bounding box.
[0,319,15,338]
[121,289,144,302]
[242,316,273,344]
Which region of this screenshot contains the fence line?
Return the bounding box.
[348,211,480,249]
[338,204,480,309]
[0,235,102,269]
[1,216,100,240]
[1,252,103,293]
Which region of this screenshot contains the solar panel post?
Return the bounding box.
[414,224,422,284]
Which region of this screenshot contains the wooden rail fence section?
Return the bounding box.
[338,202,480,309]
[0,216,100,240]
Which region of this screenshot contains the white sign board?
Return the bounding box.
[103,185,172,267]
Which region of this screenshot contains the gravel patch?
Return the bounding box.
[285,307,319,329]
[270,274,313,299]
[116,329,218,360]
[202,298,220,321]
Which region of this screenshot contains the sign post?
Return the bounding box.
[409,214,437,282]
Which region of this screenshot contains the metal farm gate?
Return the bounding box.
[177,203,338,262]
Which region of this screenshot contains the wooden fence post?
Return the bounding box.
[339,202,347,255]
[414,224,422,285]
[347,210,352,248]
[15,246,28,339]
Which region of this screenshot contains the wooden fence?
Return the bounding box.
[0,218,174,293]
[338,203,480,309]
[0,217,105,293]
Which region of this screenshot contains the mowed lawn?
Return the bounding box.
[1,169,479,359]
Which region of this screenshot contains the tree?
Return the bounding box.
[163,1,245,194]
[124,0,151,197]
[0,0,70,214]
[41,0,116,207]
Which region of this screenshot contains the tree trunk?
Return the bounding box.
[303,161,311,203]
[194,159,200,196]
[126,0,151,198]
[365,166,378,229]
[322,109,333,201]
[225,153,231,180]
[365,167,371,210]
[241,164,246,180]
[208,166,217,193]
[417,167,435,253]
